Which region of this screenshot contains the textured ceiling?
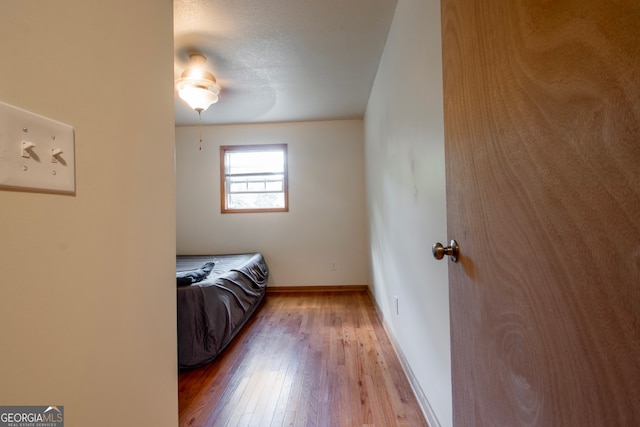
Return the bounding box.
[174,0,398,126]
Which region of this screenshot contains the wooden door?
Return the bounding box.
[441,1,640,425]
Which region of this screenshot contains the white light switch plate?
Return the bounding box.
[0,101,75,195]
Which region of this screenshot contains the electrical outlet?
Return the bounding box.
[330,260,337,271]
[394,296,399,315]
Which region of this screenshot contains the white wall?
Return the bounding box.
[176,120,369,287]
[0,1,177,426]
[364,0,452,425]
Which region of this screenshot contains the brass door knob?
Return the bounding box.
[432,240,459,262]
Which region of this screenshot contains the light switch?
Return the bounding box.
[50,147,64,163]
[21,141,36,158]
[0,101,75,195]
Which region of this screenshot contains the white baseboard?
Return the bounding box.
[367,290,441,427]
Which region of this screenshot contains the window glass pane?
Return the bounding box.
[227,151,284,175]
[227,192,285,209]
[221,144,288,213]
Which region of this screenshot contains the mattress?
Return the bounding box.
[176,253,268,368]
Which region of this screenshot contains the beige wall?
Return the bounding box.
[365,0,451,425]
[0,1,178,426]
[176,120,369,287]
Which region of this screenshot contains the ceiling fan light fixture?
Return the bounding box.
[176,53,220,112]
[178,86,219,111]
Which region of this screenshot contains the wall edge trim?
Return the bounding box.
[367,289,442,427]
[266,284,369,293]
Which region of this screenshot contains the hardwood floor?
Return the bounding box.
[178,290,429,427]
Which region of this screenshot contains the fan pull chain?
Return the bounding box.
[197,109,203,150]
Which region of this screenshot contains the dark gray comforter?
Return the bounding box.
[176,253,268,368]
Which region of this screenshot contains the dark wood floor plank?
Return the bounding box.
[178,291,429,427]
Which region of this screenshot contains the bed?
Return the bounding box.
[176,253,269,368]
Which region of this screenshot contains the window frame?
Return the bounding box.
[220,144,289,214]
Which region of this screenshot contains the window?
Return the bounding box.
[220,144,288,213]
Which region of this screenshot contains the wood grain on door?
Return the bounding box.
[442,1,640,425]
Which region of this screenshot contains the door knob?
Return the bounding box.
[432,240,459,262]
